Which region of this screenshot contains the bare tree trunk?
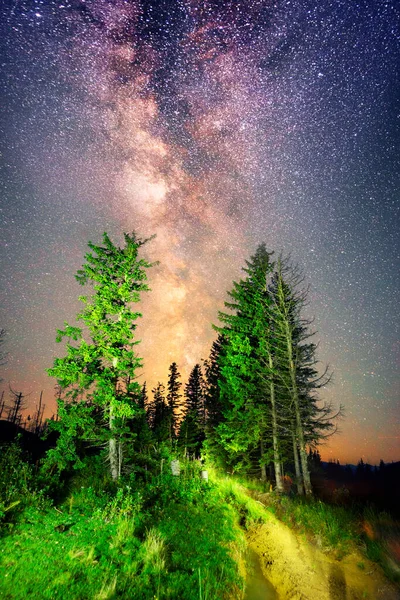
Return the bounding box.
[0,391,5,420]
[285,327,313,496]
[268,354,284,493]
[34,391,45,434]
[292,421,304,495]
[260,438,267,481]
[297,425,312,496]
[118,442,123,479]
[109,406,119,481]
[7,389,27,432]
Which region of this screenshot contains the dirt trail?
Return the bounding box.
[246,512,400,600]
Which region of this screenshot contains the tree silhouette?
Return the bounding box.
[167,362,182,440]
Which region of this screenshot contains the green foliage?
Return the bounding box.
[150,382,171,443]
[1,442,398,599]
[167,362,182,439]
[251,492,358,559]
[211,474,270,528]
[0,441,48,526]
[0,459,261,599]
[212,245,276,473]
[361,507,400,584]
[46,232,154,479]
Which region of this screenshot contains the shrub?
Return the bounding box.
[0,441,48,525]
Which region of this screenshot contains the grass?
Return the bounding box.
[277,495,358,556]
[1,444,398,597]
[243,478,400,584]
[0,452,266,599]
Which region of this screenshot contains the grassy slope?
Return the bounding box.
[1,446,398,599]
[0,454,269,600]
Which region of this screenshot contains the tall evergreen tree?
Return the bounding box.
[202,336,230,468]
[212,247,336,493]
[167,362,182,439]
[46,232,154,480]
[139,382,148,412]
[179,364,206,456]
[268,256,335,495]
[151,382,170,442]
[184,364,206,423]
[213,244,284,485]
[204,335,225,431]
[127,381,153,454]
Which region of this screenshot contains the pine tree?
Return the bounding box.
[127,381,153,454]
[204,336,225,430]
[211,247,337,493]
[213,244,283,484]
[184,364,206,422]
[151,382,170,442]
[179,364,206,457]
[167,362,182,440]
[268,256,335,495]
[46,232,154,480]
[139,382,148,412]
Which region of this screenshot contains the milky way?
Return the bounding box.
[0,0,399,463]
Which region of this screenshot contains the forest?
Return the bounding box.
[0,232,399,600]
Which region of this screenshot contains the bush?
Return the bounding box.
[0,441,48,526]
[0,458,249,599]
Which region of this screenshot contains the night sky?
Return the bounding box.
[0,0,399,464]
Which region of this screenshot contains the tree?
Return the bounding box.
[0,328,7,384]
[213,244,283,485]
[184,364,206,423]
[212,247,337,494]
[204,335,225,431]
[6,386,28,428]
[150,382,170,442]
[126,382,153,456]
[166,362,182,440]
[179,364,206,456]
[28,391,46,435]
[46,232,154,480]
[0,391,5,420]
[268,256,336,495]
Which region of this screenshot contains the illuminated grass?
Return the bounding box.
[0,461,252,599]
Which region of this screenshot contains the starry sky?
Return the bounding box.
[0,0,399,464]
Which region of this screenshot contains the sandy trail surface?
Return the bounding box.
[246,512,400,600]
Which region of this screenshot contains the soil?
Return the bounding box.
[246,512,400,600]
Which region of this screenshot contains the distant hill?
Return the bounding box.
[0,420,56,461]
[321,460,400,473]
[321,461,356,472]
[313,458,400,516]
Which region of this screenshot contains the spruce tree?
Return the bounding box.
[184,364,206,423]
[151,382,170,442]
[213,244,283,484]
[167,362,182,440]
[212,247,336,493]
[204,336,225,431]
[268,256,334,495]
[46,232,154,480]
[127,381,153,455]
[179,364,206,457]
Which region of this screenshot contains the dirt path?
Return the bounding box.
[246,513,400,600]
